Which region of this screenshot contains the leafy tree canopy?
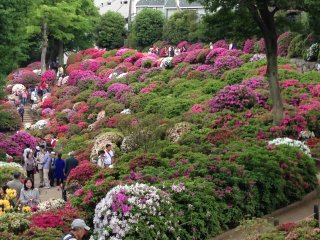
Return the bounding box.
[95,11,126,50]
[133,9,164,48]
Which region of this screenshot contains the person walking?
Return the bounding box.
[61,219,90,240]
[97,150,106,168]
[18,105,24,122]
[21,90,27,106]
[49,152,56,187]
[65,152,78,178]
[19,178,40,207]
[36,145,45,188]
[7,172,23,201]
[25,152,35,181]
[54,153,65,186]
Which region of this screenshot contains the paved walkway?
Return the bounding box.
[34,172,62,201]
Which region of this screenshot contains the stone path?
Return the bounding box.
[22,104,33,129]
[34,171,62,202]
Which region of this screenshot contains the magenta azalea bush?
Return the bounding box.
[90,91,108,99]
[183,49,202,64]
[68,70,98,86]
[12,69,40,86]
[41,70,56,82]
[173,52,188,65]
[209,84,257,112]
[80,59,104,72]
[212,40,228,49]
[277,32,296,57]
[205,48,227,64]
[243,39,254,54]
[213,55,244,77]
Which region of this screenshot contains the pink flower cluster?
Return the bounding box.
[41,70,56,82]
[12,69,40,86]
[243,39,254,54]
[205,48,227,64]
[277,32,296,57]
[139,83,156,94]
[68,70,98,86]
[209,84,257,112]
[213,55,244,77]
[80,59,104,72]
[173,52,188,65]
[111,190,132,214]
[183,49,202,64]
[90,90,109,99]
[212,40,228,49]
[190,104,204,113]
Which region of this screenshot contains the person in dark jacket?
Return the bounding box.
[55,153,65,185]
[65,152,78,177]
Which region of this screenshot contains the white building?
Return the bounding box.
[136,0,205,19]
[94,0,138,21]
[94,0,205,21]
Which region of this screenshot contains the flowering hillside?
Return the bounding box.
[1,37,320,239]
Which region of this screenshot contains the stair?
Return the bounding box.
[22,104,34,129]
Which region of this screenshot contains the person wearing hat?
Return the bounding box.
[61,219,90,240]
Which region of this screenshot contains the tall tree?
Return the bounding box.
[195,0,305,125]
[28,0,99,67]
[163,10,199,45]
[133,9,164,48]
[0,0,32,75]
[95,11,126,50]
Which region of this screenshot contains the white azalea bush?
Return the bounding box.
[92,183,184,240]
[37,198,65,212]
[268,137,311,157]
[0,162,25,185]
[160,57,173,69]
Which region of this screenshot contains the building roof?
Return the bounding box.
[136,0,166,6]
[164,0,202,8]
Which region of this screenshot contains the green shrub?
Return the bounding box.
[0,107,21,131]
[105,102,125,117]
[73,89,94,102]
[172,79,202,97]
[0,164,25,186]
[122,50,137,59]
[278,69,301,81]
[142,59,153,68]
[102,49,117,58]
[239,54,253,63]
[222,68,248,85]
[298,71,320,83]
[287,34,304,58]
[0,212,30,235]
[202,80,227,94]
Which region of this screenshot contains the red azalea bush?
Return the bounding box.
[67,53,83,65]
[243,39,254,54]
[41,70,56,82]
[66,63,81,75]
[41,97,54,109]
[27,61,41,70]
[67,161,99,186]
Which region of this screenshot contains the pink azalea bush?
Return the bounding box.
[212,40,228,49]
[209,84,257,112]
[242,76,267,90]
[177,41,190,49]
[190,104,204,113]
[188,43,204,51]
[205,48,227,64]
[68,70,97,86]
[41,70,56,82]
[183,49,202,64]
[67,161,99,186]
[277,32,296,57]
[173,52,188,65]
[213,55,244,77]
[12,69,40,86]
[90,90,108,99]
[79,59,104,72]
[243,39,254,54]
[27,61,41,70]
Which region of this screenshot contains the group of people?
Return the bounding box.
[149,45,186,57]
[94,144,115,168]
[23,144,78,189]
[2,172,90,240]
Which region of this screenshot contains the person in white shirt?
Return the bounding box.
[23,144,32,162]
[104,144,114,168]
[97,150,106,168]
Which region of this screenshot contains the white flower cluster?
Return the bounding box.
[12,84,26,95]
[37,198,65,212]
[93,183,174,240]
[160,57,173,69]
[306,43,319,61]
[268,137,312,157]
[171,183,186,193]
[299,130,315,140]
[30,119,49,130]
[0,161,25,174]
[250,54,266,62]
[120,109,131,115]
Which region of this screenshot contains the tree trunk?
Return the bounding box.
[58,40,64,65]
[41,18,48,74]
[263,29,284,126]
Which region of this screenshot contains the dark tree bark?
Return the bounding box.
[58,40,64,65]
[41,18,48,74]
[247,3,284,125]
